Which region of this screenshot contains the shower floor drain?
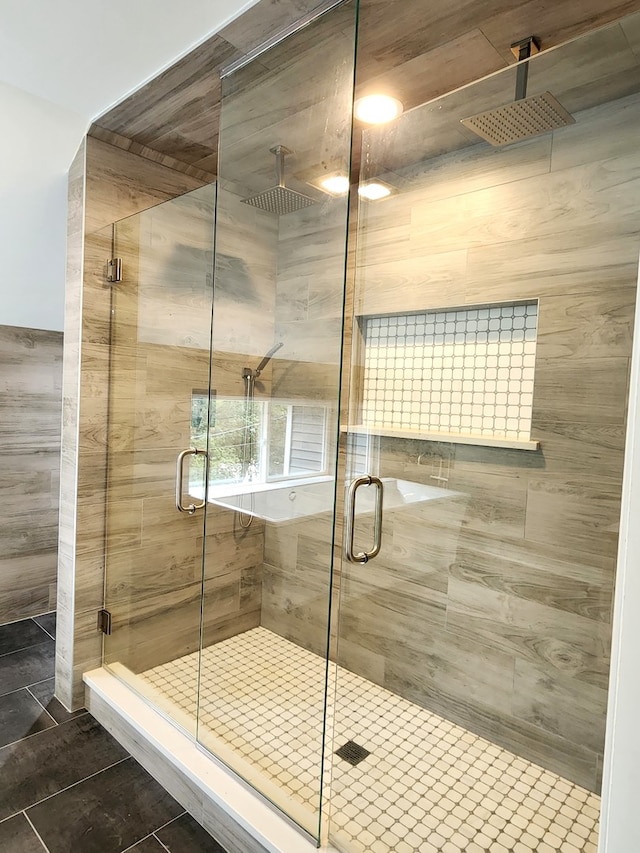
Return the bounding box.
[335,740,371,767]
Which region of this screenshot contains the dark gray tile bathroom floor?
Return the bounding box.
[0,614,228,852]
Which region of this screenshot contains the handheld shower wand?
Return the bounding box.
[242,341,284,401]
[243,341,284,381]
[238,343,284,528]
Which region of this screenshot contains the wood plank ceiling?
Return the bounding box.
[90,0,640,182]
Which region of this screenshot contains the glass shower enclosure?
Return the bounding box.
[101,4,640,851]
[103,0,358,843]
[329,15,640,851]
[103,182,216,731]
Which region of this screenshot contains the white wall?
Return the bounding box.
[600,261,640,852]
[0,81,87,331]
[0,0,259,118]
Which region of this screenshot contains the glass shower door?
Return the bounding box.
[329,19,638,853]
[102,184,216,735]
[196,0,358,843]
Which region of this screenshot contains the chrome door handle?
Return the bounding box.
[175,448,207,514]
[345,475,384,563]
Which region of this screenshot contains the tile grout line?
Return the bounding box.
[25,686,61,728]
[21,675,88,715]
[23,811,52,852]
[0,614,47,628]
[153,835,171,852]
[0,756,131,826]
[24,681,88,725]
[0,697,88,750]
[37,628,56,642]
[31,617,56,643]
[119,811,186,852]
[153,810,188,833]
[119,831,157,852]
[0,613,54,629]
[0,638,54,662]
[0,721,58,752]
[0,683,49,701]
[26,676,58,689]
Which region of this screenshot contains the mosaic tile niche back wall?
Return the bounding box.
[361,302,538,441]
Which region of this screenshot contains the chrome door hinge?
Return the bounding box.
[106,258,122,283]
[97,609,112,635]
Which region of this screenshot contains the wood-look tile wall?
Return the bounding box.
[104,187,212,675]
[333,91,639,792]
[216,2,357,671]
[0,325,62,624]
[57,138,206,710]
[90,0,640,179]
[257,35,640,787]
[246,3,357,662]
[261,190,353,653]
[199,174,278,661]
[104,185,268,676]
[57,139,88,709]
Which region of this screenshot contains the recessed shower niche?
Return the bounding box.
[351,300,539,449]
[85,6,640,853]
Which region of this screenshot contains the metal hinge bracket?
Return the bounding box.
[97,609,112,635]
[106,258,122,283]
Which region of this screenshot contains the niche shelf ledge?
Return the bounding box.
[342,424,540,451]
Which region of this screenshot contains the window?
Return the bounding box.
[190,394,329,492]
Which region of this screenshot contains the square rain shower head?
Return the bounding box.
[460,91,575,147]
[241,184,316,215]
[241,144,317,215]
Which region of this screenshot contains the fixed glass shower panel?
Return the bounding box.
[195,0,357,842]
[330,14,640,853]
[102,184,216,735]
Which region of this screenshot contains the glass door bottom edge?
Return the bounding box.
[106,627,600,853]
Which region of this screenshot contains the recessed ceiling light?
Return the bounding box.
[358,181,394,201]
[319,174,350,195]
[354,94,404,124]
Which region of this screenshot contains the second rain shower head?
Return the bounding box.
[461,37,575,147]
[241,146,316,215]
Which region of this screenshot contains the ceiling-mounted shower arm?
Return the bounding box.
[511,36,540,101]
[270,145,293,188]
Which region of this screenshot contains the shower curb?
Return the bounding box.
[84,668,337,853]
